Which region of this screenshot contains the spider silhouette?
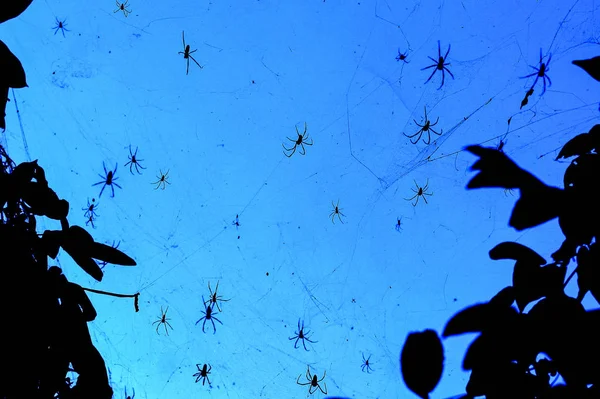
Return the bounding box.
[114,0,131,17]
[289,319,317,351]
[283,122,313,157]
[152,306,173,335]
[403,106,442,145]
[193,364,212,385]
[152,170,170,190]
[329,200,345,224]
[82,198,99,219]
[405,179,432,206]
[396,49,409,63]
[421,40,454,89]
[204,281,230,312]
[395,217,403,232]
[296,366,327,395]
[124,145,146,175]
[520,48,552,95]
[178,31,203,75]
[93,162,122,198]
[361,353,374,373]
[52,18,69,37]
[195,296,223,334]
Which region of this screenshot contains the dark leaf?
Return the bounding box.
[401,329,444,399]
[66,282,97,322]
[489,242,546,265]
[488,286,515,308]
[61,226,103,281]
[509,185,563,230]
[572,56,600,82]
[88,242,136,266]
[556,126,600,160]
[0,86,7,131]
[576,244,600,304]
[0,0,33,24]
[443,304,490,337]
[527,296,595,387]
[41,230,62,259]
[0,40,27,88]
[20,181,69,219]
[465,145,534,189]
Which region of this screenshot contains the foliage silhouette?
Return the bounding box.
[400,56,600,399]
[1,2,137,398]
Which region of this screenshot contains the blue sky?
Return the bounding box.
[1,0,599,398]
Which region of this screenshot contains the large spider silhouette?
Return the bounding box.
[178,31,203,75]
[421,40,454,89]
[92,162,122,198]
[520,48,552,95]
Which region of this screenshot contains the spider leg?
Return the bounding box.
[423,130,431,145]
[444,67,455,80]
[210,319,217,334]
[319,382,328,394]
[163,323,170,336]
[427,56,438,64]
[404,129,424,144]
[438,69,445,90]
[98,184,106,198]
[444,43,451,60]
[424,67,438,84]
[292,336,300,349]
[182,31,186,48]
[189,55,203,69]
[283,143,296,157]
[545,74,552,88]
[298,143,306,155]
[202,318,207,333]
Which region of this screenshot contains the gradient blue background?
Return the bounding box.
[1,0,599,398]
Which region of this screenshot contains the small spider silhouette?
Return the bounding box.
[195,296,223,334]
[404,106,442,145]
[152,170,170,190]
[289,319,317,351]
[193,364,212,385]
[124,145,146,175]
[52,18,70,37]
[152,306,173,335]
[396,49,409,63]
[114,0,131,17]
[405,179,432,206]
[361,353,374,373]
[329,200,345,224]
[283,122,313,157]
[204,281,230,312]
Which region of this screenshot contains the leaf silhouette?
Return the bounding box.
[466,146,564,230]
[88,242,136,266]
[401,329,444,399]
[61,226,103,281]
[556,125,600,160]
[572,56,600,82]
[0,40,27,88]
[576,244,600,303]
[20,181,69,220]
[0,0,33,24]
[489,242,546,265]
